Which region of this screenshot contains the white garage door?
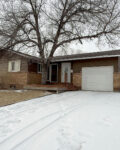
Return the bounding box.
[82,66,113,92]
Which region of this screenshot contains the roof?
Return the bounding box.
[1,49,120,63]
[51,49,120,62]
[0,50,40,61]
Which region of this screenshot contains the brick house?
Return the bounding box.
[0,50,42,89]
[1,49,120,92]
[50,50,120,92]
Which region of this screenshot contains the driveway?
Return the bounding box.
[0,91,120,150]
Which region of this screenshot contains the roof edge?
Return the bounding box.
[51,55,120,62]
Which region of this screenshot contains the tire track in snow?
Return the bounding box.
[0,93,80,150]
[0,93,70,140]
[10,103,82,150]
[0,93,74,140]
[0,110,61,150]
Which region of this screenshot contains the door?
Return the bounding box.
[82,66,113,91]
[51,64,58,82]
[61,63,71,83]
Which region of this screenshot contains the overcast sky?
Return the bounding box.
[0,0,120,56]
[66,39,120,55]
[54,38,120,56]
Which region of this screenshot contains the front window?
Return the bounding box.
[8,60,21,72]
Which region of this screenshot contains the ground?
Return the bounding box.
[0,91,120,150]
[0,90,51,106]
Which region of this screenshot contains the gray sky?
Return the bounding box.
[67,39,120,54]
[0,0,120,56]
[54,39,120,56]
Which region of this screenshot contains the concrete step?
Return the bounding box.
[24,85,67,93]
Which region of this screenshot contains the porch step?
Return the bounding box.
[24,85,67,93]
[24,83,79,93]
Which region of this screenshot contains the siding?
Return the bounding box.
[0,55,28,73]
[72,57,118,73]
[0,58,8,73]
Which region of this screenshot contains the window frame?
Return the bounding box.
[37,63,42,73]
[8,60,21,72]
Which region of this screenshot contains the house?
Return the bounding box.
[49,50,120,92]
[0,50,42,89]
[0,49,120,92]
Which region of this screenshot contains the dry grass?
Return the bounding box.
[0,90,51,107]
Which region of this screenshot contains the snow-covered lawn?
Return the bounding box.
[0,91,120,150]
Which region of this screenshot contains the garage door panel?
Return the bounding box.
[82,66,113,91]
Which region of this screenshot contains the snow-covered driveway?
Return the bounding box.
[0,91,120,150]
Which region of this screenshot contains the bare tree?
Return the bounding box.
[0,0,120,84]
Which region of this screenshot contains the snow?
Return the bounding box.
[0,91,120,150]
[0,90,28,93]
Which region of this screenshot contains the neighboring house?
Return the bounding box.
[50,50,120,92]
[0,49,120,92]
[0,50,42,89]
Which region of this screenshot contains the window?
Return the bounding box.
[11,61,15,71]
[8,60,21,72]
[38,63,42,73]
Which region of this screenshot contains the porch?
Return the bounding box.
[24,83,78,93]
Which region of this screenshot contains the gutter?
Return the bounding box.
[51,55,120,62]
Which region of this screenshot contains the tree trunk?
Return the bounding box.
[41,63,47,84]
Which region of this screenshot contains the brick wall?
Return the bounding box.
[0,72,28,89]
[0,72,42,89]
[114,73,120,91]
[73,73,82,88]
[73,72,120,91]
[27,73,42,84]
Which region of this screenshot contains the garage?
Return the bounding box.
[82,66,113,92]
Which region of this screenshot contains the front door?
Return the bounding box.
[51,64,58,82]
[61,63,71,83]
